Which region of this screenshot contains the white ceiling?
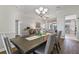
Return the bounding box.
[16,5,79,12]
[15,5,79,16]
[16,5,58,16]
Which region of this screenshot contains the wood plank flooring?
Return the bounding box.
[60,38,79,54]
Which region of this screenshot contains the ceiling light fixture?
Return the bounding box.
[35,7,48,18]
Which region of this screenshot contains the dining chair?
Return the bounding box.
[1,34,20,54]
[1,34,12,54]
[34,34,56,54]
[55,31,62,53]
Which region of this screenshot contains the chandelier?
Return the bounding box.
[35,7,48,18]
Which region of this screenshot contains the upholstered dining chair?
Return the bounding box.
[1,34,20,54]
[1,34,12,54]
[55,31,62,53]
[34,34,56,54]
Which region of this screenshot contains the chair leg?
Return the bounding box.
[55,44,59,53]
[58,42,61,50]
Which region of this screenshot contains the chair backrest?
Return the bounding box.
[45,34,56,54]
[57,31,62,40]
[1,34,12,54]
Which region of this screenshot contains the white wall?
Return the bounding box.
[0,6,18,52]
[56,11,65,38]
[0,6,11,51]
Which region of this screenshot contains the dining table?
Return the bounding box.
[11,33,51,54]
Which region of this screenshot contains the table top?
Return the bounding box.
[11,33,50,53]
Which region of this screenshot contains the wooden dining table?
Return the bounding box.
[11,33,51,54]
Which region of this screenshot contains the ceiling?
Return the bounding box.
[16,5,79,12]
[14,5,79,19]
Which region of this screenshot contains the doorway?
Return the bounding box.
[65,15,77,41]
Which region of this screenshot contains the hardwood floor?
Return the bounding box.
[1,37,79,54]
[60,38,79,54]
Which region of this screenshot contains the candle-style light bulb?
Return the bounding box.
[44,8,48,12]
[39,7,43,11]
[35,9,40,14]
